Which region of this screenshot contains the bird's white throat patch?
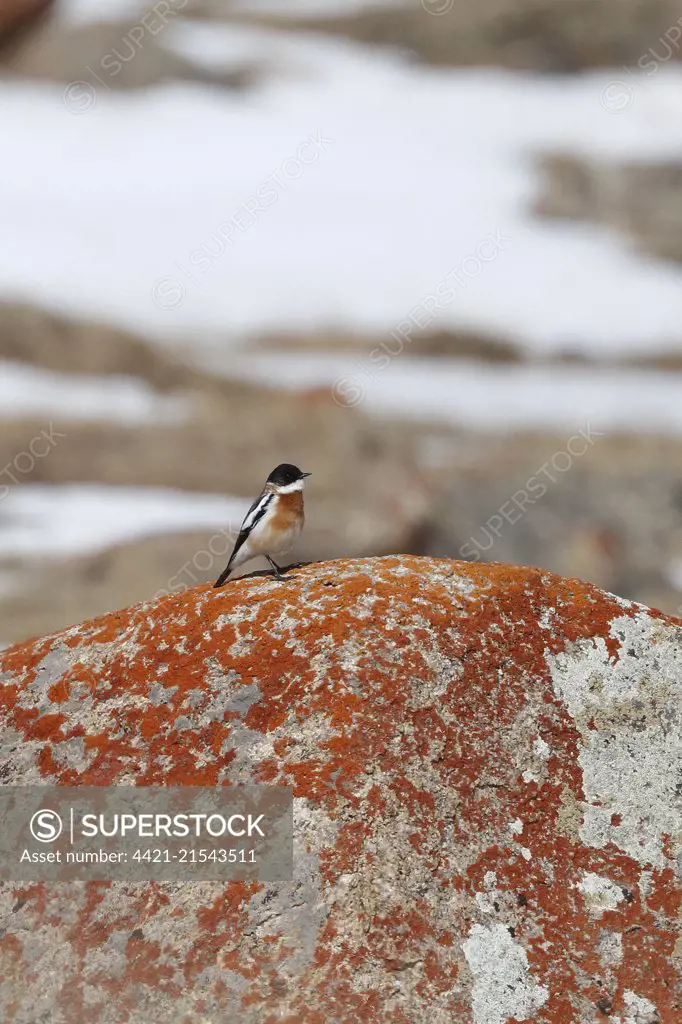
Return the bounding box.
[276,479,305,494]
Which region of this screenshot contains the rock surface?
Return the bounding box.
[1,556,680,1022]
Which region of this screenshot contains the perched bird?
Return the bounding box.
[214,463,311,587]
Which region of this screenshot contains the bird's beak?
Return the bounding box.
[301,472,312,478]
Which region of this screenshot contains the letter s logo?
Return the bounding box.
[30,809,63,843]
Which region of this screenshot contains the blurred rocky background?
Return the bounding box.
[1,0,681,646]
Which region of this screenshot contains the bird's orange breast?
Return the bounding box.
[270,490,304,532]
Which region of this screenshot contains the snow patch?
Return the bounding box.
[0,485,247,558]
[226,354,682,435]
[0,362,189,424]
[1,46,682,358]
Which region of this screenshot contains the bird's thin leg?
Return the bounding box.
[266,556,286,580]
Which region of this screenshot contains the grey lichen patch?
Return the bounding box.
[445,569,482,601]
[16,647,73,711]
[408,636,464,706]
[283,710,338,756]
[352,591,383,621]
[474,871,503,917]
[596,928,623,967]
[50,736,91,774]
[172,666,251,732]
[554,784,584,843]
[245,852,326,978]
[59,680,117,740]
[149,683,178,706]
[0,923,76,1018]
[269,607,303,638]
[78,630,143,673]
[615,990,660,1024]
[228,631,257,659]
[472,871,526,937]
[546,611,682,867]
[538,606,556,631]
[462,922,549,1024]
[507,707,551,788]
[0,726,47,784]
[240,800,334,980]
[221,722,276,784]
[224,682,263,718]
[577,872,625,918]
[217,601,264,629]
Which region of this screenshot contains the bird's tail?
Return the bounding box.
[213,561,233,588]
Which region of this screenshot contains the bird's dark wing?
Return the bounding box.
[213,491,273,587]
[240,490,274,534]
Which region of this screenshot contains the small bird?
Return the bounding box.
[214,463,311,587]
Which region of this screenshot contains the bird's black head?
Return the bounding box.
[266,463,311,487]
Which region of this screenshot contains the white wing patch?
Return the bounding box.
[241,491,273,533]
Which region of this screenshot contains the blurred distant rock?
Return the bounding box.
[0,303,278,401]
[224,0,682,72]
[0,303,194,386]
[423,431,682,614]
[535,153,682,264]
[1,13,258,89]
[259,326,527,363]
[0,0,51,52]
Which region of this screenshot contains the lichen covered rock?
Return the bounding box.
[0,556,680,1023]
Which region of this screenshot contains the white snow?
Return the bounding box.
[0,485,247,557]
[58,0,151,25]
[163,20,288,70]
[0,362,190,423]
[222,352,682,434]
[0,27,681,357]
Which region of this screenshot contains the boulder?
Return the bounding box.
[0,556,680,1022]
